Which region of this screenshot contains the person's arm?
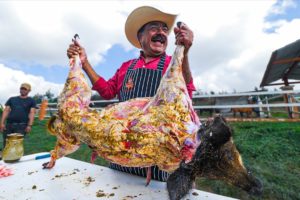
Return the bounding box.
[25,107,35,133]
[81,59,100,85]
[27,107,35,126]
[67,42,100,85]
[67,42,119,99]
[0,106,11,132]
[91,69,120,100]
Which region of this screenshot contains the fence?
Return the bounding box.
[192,90,300,118]
[37,90,300,120]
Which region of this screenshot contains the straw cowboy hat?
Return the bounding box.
[125,6,177,49]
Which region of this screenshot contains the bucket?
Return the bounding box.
[2,133,24,163]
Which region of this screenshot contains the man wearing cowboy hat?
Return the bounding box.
[67,6,195,182]
[0,83,36,148]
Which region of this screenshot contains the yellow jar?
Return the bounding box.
[2,133,24,163]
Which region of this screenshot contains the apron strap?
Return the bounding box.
[157,54,166,71]
[128,59,138,70]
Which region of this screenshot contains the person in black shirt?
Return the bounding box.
[0,83,36,148]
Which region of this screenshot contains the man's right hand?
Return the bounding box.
[67,40,100,85]
[67,41,88,64]
[0,124,5,132]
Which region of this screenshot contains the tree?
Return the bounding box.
[33,93,44,104]
[0,104,3,116]
[32,90,57,104]
[45,89,54,101]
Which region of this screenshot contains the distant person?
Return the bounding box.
[0,83,36,148]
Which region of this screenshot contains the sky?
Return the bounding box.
[1,0,300,104]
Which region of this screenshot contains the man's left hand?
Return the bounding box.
[174,22,194,55]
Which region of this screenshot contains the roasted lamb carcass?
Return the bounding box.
[43,36,262,200]
[43,36,201,172]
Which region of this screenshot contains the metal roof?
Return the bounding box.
[260,39,300,87]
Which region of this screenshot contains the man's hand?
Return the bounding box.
[0,124,5,132]
[67,41,88,64]
[174,22,194,55]
[67,40,100,85]
[25,125,32,133]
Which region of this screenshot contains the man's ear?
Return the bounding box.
[137,33,143,48]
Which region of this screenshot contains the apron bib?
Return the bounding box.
[111,54,169,181]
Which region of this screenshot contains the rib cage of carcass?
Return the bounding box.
[48,40,201,172]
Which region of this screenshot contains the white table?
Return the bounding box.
[0,153,237,200]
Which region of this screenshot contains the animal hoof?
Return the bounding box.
[42,162,50,169]
[42,161,55,169]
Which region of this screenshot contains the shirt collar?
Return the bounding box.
[139,51,167,62]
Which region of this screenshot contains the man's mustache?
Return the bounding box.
[151,34,167,43]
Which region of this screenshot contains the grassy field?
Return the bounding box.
[197,121,300,200]
[1,119,299,200]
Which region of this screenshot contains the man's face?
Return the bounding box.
[20,87,30,97]
[138,21,169,57]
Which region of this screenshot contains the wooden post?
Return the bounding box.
[290,95,299,118]
[265,96,272,118]
[280,85,294,119]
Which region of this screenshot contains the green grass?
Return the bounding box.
[196,122,300,200]
[1,119,299,200]
[269,112,290,118]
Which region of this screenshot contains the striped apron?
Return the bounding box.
[109,54,170,182]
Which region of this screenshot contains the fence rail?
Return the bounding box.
[37,90,300,119]
[194,103,300,109]
[192,90,300,98]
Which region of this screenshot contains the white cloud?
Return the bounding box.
[0,64,63,105]
[269,0,296,14]
[0,0,299,100]
[184,0,300,92]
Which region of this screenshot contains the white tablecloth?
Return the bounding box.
[0,153,237,200]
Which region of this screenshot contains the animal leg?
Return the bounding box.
[167,162,195,200]
[90,150,98,164]
[240,112,244,118]
[145,167,152,186]
[43,137,80,169]
[43,117,80,169]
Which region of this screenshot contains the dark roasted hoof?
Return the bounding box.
[167,163,194,200]
[42,162,50,169]
[42,161,55,169]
